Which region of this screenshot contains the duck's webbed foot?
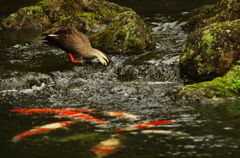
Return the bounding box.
[68,53,82,63]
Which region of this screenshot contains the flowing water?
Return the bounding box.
[2,0,240,158]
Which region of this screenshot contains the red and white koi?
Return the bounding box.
[141,130,189,137]
[55,110,108,124]
[105,111,138,120]
[12,121,74,142]
[10,109,97,115]
[114,120,176,132]
[91,138,120,158]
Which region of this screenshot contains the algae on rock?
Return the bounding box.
[176,0,240,103]
[180,0,240,81]
[2,0,131,30]
[170,66,240,103]
[2,6,51,29]
[89,11,155,53]
[181,19,240,80]
[186,0,240,32]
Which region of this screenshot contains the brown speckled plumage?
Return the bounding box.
[42,27,109,65]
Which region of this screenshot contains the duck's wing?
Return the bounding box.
[41,28,68,37]
[41,28,68,46]
[48,29,68,37]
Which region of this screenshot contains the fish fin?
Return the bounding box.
[12,137,21,143]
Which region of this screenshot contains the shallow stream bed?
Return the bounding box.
[2,0,240,158]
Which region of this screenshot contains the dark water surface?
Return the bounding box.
[2,0,240,158]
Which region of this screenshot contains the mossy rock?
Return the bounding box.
[170,66,240,103]
[180,19,240,80]
[89,11,155,53]
[185,0,240,31]
[2,6,51,28]
[1,0,131,30]
[39,0,132,31]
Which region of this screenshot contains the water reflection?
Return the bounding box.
[0,29,46,45]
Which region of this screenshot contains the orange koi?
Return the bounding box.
[10,109,97,115]
[55,110,108,124]
[105,111,138,120]
[12,121,74,142]
[114,120,176,132]
[10,109,57,115]
[91,138,120,158]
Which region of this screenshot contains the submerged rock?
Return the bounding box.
[170,66,240,103]
[0,72,53,91]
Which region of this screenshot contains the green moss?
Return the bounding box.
[59,10,70,20]
[89,11,154,53]
[202,29,215,48]
[77,12,94,19]
[2,0,132,29]
[195,55,202,61]
[186,66,240,98]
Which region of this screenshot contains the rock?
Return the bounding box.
[176,0,240,102]
[39,0,132,31]
[2,0,131,30]
[180,19,240,80]
[2,6,51,29]
[185,0,240,32]
[170,66,240,103]
[89,11,155,53]
[180,0,240,80]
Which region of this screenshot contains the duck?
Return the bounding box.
[41,27,109,65]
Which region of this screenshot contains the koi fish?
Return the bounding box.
[114,120,176,132]
[105,111,138,120]
[10,109,97,115]
[12,121,74,142]
[141,130,189,137]
[10,109,57,115]
[70,109,97,113]
[91,138,120,158]
[11,109,107,124]
[55,110,108,124]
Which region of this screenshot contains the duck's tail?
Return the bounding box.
[92,49,109,66]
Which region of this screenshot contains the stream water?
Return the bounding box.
[2,0,240,158]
